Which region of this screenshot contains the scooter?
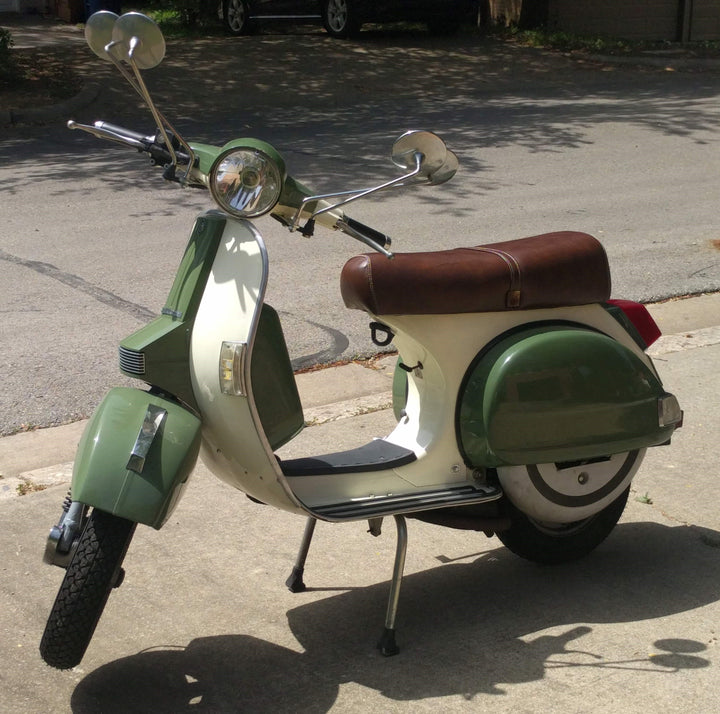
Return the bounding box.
[40,11,683,670]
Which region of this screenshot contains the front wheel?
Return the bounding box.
[496,487,630,565]
[323,0,360,38]
[40,509,136,670]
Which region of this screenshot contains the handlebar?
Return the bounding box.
[93,122,152,145]
[68,120,192,168]
[68,119,396,257]
[336,217,393,258]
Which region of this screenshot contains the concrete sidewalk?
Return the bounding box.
[1,293,719,713]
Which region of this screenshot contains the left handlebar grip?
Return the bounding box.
[93,122,151,144]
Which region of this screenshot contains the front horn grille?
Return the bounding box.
[119,346,146,375]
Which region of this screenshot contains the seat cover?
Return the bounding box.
[340,231,611,315]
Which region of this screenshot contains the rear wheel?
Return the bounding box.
[323,0,360,38]
[497,486,630,565]
[223,0,252,35]
[40,509,136,670]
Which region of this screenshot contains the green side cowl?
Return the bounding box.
[458,325,675,467]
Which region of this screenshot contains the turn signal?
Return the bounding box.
[658,393,683,428]
[219,341,247,396]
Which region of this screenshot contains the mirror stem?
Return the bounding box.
[289,153,423,232]
[103,39,195,183]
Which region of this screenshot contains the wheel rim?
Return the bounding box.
[227,0,246,32]
[497,449,644,524]
[326,0,348,32]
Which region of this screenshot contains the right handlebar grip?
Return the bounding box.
[344,217,392,248]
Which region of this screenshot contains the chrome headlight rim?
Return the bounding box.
[209,142,285,219]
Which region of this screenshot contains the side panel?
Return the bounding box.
[292,306,632,506]
[71,388,201,528]
[458,325,674,467]
[356,305,660,492]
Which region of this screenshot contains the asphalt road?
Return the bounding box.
[2,25,720,435]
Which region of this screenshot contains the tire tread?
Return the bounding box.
[40,510,135,670]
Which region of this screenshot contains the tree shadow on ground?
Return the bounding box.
[2,29,719,219]
[70,520,718,712]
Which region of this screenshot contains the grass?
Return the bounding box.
[16,480,48,496]
[139,4,225,38]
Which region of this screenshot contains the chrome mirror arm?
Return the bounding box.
[126,38,177,167]
[104,38,195,183]
[289,152,424,233]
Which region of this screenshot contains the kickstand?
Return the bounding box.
[285,517,317,593]
[377,514,408,657]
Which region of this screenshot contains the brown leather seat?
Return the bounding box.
[340,231,611,315]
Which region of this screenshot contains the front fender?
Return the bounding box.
[72,388,201,528]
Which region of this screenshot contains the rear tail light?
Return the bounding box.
[606,299,662,348]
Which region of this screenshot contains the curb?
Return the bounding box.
[3,81,100,126]
[0,462,72,502]
[587,52,720,71]
[647,324,720,357]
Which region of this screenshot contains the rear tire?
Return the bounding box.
[323,0,360,38]
[40,509,136,670]
[497,487,629,565]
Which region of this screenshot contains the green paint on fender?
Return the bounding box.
[72,388,201,528]
[458,324,673,467]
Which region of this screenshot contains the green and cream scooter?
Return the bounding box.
[40,12,683,670]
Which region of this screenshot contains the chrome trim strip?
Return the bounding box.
[126,404,167,474]
[312,483,502,521]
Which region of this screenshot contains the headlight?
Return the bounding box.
[209,145,284,218]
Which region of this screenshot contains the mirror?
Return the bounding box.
[111,12,166,69]
[391,130,448,180]
[428,149,459,185]
[84,11,119,61]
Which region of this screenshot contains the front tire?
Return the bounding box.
[40,509,136,670]
[323,0,360,38]
[223,0,252,35]
[497,486,630,565]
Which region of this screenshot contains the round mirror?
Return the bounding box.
[111,12,166,69]
[428,149,459,185]
[391,130,447,179]
[84,11,119,61]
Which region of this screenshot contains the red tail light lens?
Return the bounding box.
[606,299,661,348]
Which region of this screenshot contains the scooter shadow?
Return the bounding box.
[71,521,719,712]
